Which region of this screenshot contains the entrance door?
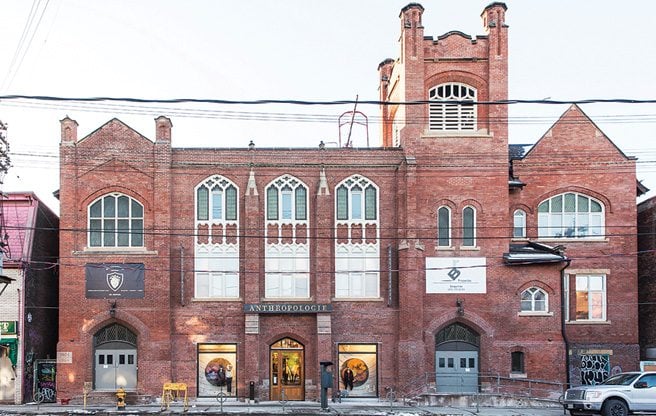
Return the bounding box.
[270,338,304,401]
[95,349,137,390]
[435,350,478,393]
[435,323,480,393]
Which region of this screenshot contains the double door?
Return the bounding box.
[95,348,137,390]
[435,350,478,393]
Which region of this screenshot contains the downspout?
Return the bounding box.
[180,245,185,306]
[560,258,572,390]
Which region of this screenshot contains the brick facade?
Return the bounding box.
[56,2,640,402]
[637,197,656,361]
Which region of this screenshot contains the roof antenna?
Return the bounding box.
[338,95,369,147]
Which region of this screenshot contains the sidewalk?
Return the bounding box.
[0,398,567,415]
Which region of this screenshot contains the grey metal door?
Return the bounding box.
[435,350,478,393]
[95,349,137,390]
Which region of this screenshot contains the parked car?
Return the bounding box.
[563,372,656,416]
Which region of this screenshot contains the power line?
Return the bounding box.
[2,94,656,106]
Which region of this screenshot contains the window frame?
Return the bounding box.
[437,206,452,248]
[335,176,378,222]
[194,175,240,299]
[266,176,308,222]
[511,351,525,374]
[334,175,380,299]
[520,287,548,313]
[537,193,604,239]
[196,177,238,222]
[574,274,607,321]
[265,175,310,299]
[462,206,476,247]
[428,82,477,131]
[88,193,144,248]
[513,209,526,238]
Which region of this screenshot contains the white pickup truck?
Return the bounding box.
[563,372,656,416]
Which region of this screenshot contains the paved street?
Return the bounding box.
[0,398,568,415]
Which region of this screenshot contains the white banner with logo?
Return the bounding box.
[425,257,486,293]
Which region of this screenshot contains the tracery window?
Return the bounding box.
[335,175,380,298]
[265,175,310,298]
[194,175,240,299]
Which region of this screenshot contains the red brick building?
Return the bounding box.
[56,2,642,402]
[637,197,656,363]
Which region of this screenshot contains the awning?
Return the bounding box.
[503,241,567,265]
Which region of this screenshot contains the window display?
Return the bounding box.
[197,344,237,397]
[338,344,377,397]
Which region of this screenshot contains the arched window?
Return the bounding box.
[437,206,451,247]
[513,209,526,238]
[88,193,144,247]
[194,175,240,299]
[538,193,603,238]
[336,176,377,221]
[520,287,547,312]
[428,83,477,131]
[265,175,310,299]
[196,177,237,221]
[462,206,476,247]
[335,175,379,299]
[266,176,307,221]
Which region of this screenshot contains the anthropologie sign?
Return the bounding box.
[425,257,487,293]
[243,303,333,314]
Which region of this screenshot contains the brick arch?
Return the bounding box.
[83,310,150,342]
[424,309,495,348]
[511,203,533,216]
[460,199,483,214]
[425,71,487,95]
[535,186,612,214]
[516,280,556,296]
[434,199,457,214]
[79,186,151,213]
[265,333,310,348]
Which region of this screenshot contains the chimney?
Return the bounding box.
[60,116,78,144]
[155,116,172,143]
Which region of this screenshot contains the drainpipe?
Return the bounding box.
[560,258,572,390]
[180,245,185,306]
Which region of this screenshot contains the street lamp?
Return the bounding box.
[0,275,14,296]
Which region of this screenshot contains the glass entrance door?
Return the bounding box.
[270,338,304,401]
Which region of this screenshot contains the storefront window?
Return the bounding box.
[197,344,237,397]
[337,344,378,397]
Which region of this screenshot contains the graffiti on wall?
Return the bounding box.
[580,354,610,385]
[33,360,56,403]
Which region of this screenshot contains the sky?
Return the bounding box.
[1,0,655,214]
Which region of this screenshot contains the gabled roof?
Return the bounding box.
[1,192,58,265]
[77,118,153,146]
[523,104,633,160]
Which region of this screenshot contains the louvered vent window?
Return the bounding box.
[429,83,477,131]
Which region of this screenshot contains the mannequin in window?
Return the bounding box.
[342,367,354,391]
[225,365,233,394]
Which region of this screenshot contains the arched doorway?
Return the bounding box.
[435,322,480,393]
[269,337,304,401]
[93,324,137,390]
